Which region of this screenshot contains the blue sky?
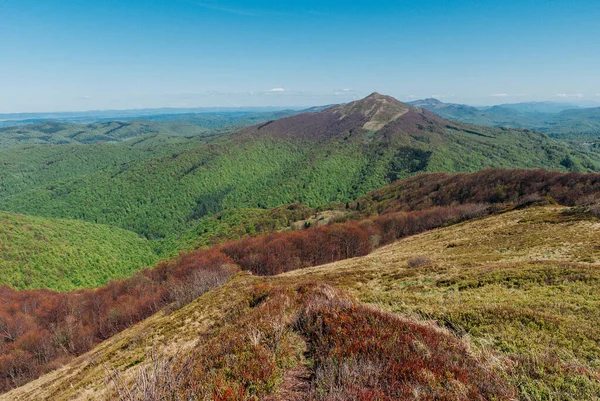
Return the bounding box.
[1,0,599,112]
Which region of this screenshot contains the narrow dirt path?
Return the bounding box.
[264,333,311,401]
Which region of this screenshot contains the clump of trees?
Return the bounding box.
[219,204,487,276]
[352,168,600,215]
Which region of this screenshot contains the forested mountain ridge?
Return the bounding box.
[408,97,600,135]
[0,93,597,243]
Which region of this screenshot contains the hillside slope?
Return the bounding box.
[0,203,312,291]
[285,206,600,399]
[0,133,207,199]
[4,205,598,400]
[0,212,158,290]
[1,93,596,241]
[2,168,599,292]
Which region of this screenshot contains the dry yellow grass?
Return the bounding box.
[281,206,600,399]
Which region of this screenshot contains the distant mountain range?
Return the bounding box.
[0,106,306,126]
[0,109,321,148]
[408,98,600,136]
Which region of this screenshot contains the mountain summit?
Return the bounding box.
[328,92,412,131]
[241,92,434,141]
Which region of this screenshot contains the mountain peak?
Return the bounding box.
[332,93,411,131]
[365,91,384,99]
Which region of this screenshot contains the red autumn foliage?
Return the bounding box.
[106,282,516,400]
[218,205,483,276]
[298,296,517,400]
[0,250,235,392]
[353,168,600,215]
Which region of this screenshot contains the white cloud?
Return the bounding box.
[333,88,355,95]
[557,93,584,98]
[267,88,285,93]
[489,93,528,97]
[431,94,455,99]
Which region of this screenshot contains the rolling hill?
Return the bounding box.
[0,93,596,243]
[0,211,157,290]
[0,109,306,147]
[0,203,313,290]
[0,120,206,149]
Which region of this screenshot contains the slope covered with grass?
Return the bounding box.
[286,206,600,399]
[0,212,157,290]
[4,205,598,400]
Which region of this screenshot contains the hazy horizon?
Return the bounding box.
[1,95,599,117]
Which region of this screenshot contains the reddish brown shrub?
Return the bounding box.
[104,283,516,400]
[297,299,517,400]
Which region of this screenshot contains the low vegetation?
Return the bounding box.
[298,292,515,400]
[2,205,599,400]
[286,206,600,399]
[104,282,516,401]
